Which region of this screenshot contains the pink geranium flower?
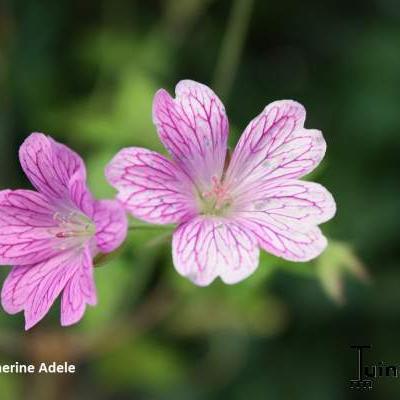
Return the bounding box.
[106,80,336,286]
[0,133,127,329]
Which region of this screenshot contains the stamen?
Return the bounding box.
[199,175,232,216]
[51,210,95,246]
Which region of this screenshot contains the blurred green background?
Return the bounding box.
[1,0,400,399]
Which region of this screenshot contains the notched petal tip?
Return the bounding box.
[172,217,260,287]
[262,99,306,126]
[175,79,213,94]
[152,89,173,124]
[225,98,327,193]
[22,132,48,144]
[153,80,220,118]
[152,80,229,188]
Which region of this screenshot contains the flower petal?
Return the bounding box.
[153,80,229,188]
[234,179,335,261]
[1,247,89,330]
[238,214,328,262]
[235,180,336,226]
[172,217,259,286]
[61,251,96,326]
[19,133,86,200]
[106,147,196,224]
[67,174,95,218]
[0,190,62,265]
[225,100,326,196]
[93,199,128,253]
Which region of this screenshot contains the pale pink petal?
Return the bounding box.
[153,80,229,188]
[235,180,336,226]
[172,217,259,286]
[19,133,86,200]
[225,100,326,196]
[1,248,88,330]
[93,199,128,253]
[61,250,96,326]
[233,179,335,261]
[0,189,62,265]
[106,147,196,224]
[238,214,328,262]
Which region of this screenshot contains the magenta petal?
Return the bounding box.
[61,249,96,326]
[93,199,128,253]
[225,100,326,195]
[0,189,61,265]
[19,133,86,200]
[106,147,196,224]
[153,80,229,187]
[1,248,88,330]
[172,217,259,286]
[68,174,95,218]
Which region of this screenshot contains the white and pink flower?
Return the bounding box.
[106,80,336,286]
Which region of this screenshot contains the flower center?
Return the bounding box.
[199,176,232,216]
[52,211,95,244]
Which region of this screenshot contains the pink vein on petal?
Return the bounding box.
[106,147,197,224]
[153,80,229,188]
[172,216,259,286]
[225,100,326,197]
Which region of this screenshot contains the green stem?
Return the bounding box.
[128,223,175,231]
[213,0,254,101]
[94,223,175,268]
